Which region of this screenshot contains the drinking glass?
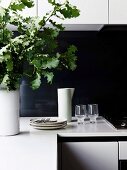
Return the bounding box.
[75,105,87,124]
[87,104,99,123]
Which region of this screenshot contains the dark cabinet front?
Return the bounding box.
[119,161,127,170]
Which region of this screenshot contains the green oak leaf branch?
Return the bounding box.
[0,0,80,90]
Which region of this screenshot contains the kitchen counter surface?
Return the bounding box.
[1,117,127,170]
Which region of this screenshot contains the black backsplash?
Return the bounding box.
[20,30,127,118]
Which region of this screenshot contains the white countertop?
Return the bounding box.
[1,117,127,170]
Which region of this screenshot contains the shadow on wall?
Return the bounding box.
[20,30,127,118]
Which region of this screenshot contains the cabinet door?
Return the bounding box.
[38,0,108,24]
[21,0,37,17]
[109,0,127,24]
[61,142,118,170]
[0,0,37,17]
[119,142,127,160]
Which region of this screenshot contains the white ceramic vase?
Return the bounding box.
[0,90,20,136]
[57,88,75,122]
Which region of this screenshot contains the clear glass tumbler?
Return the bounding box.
[87,104,99,123]
[75,105,87,124]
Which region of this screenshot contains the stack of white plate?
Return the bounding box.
[30,118,67,130]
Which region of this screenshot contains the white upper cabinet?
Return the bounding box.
[38,0,108,24]
[109,0,127,24]
[0,0,37,17]
[21,0,37,17]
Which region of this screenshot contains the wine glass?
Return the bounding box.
[75,105,87,124]
[87,104,99,123]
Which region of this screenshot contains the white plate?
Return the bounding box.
[30,118,67,127]
[30,122,67,130]
[30,122,67,127]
